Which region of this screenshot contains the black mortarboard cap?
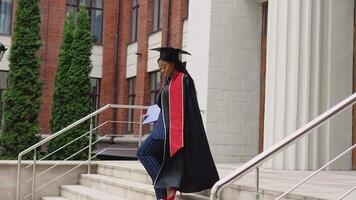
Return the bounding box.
[151,47,191,62]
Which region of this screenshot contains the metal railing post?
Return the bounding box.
[16,156,22,200]
[138,109,143,147]
[256,167,259,192]
[31,149,37,200]
[254,167,262,200]
[88,117,93,174]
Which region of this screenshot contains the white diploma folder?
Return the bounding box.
[142,104,161,124]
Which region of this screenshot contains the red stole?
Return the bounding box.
[168,72,184,157]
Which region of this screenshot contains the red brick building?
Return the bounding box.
[0,0,189,136]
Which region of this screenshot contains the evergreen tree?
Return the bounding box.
[48,8,94,160]
[49,14,75,134]
[47,14,75,159]
[0,0,43,159]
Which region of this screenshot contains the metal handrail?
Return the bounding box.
[23,133,111,198]
[210,93,356,200]
[25,133,109,184]
[338,185,356,200]
[276,144,356,199]
[23,146,115,199]
[25,120,113,168]
[16,104,148,200]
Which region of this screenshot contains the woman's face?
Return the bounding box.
[158,59,176,77]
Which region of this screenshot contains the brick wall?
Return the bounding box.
[38,0,67,134]
[97,0,119,135]
[5,0,188,136]
[115,0,189,135]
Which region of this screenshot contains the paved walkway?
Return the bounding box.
[217,163,356,200]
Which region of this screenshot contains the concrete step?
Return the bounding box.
[41,197,68,200]
[80,174,209,200]
[97,161,151,184]
[97,161,211,197]
[60,185,127,200]
[95,161,347,200]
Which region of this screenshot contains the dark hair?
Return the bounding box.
[174,60,189,75]
[157,58,188,74]
[158,58,198,99]
[174,60,198,101]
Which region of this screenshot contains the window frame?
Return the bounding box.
[131,0,139,42]
[149,71,161,131]
[90,77,100,111]
[127,77,136,133]
[152,0,162,33]
[90,77,101,127]
[149,70,162,105]
[0,70,9,130]
[66,0,104,45]
[184,0,189,20]
[0,0,13,36]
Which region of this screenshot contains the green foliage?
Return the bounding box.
[50,13,75,133]
[48,8,94,160]
[0,0,43,159]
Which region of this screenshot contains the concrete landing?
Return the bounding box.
[218,163,356,200]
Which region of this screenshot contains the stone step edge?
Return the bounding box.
[97,162,146,174]
[97,162,327,199]
[226,183,324,200]
[60,185,127,200]
[80,174,209,199]
[41,197,68,200]
[81,173,154,196]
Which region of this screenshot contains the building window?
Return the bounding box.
[0,0,13,35]
[149,71,161,130]
[90,78,100,127]
[66,0,103,45]
[90,78,100,111]
[0,71,8,129]
[127,77,136,133]
[131,0,139,42]
[185,0,189,19]
[262,2,268,38]
[150,71,161,105]
[152,0,162,32]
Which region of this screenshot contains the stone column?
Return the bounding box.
[264,0,354,170]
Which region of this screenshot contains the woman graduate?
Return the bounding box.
[137,47,219,200]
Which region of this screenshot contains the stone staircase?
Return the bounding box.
[41,161,356,200]
[41,161,209,200]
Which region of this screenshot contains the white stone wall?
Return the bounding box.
[186,0,213,123]
[328,0,354,169]
[90,45,103,78]
[264,0,354,170]
[181,19,189,62]
[147,31,162,72]
[126,42,138,78]
[186,0,262,163]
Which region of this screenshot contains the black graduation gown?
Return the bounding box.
[154,72,219,193]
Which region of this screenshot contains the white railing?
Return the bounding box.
[210,93,356,200]
[16,104,148,200]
